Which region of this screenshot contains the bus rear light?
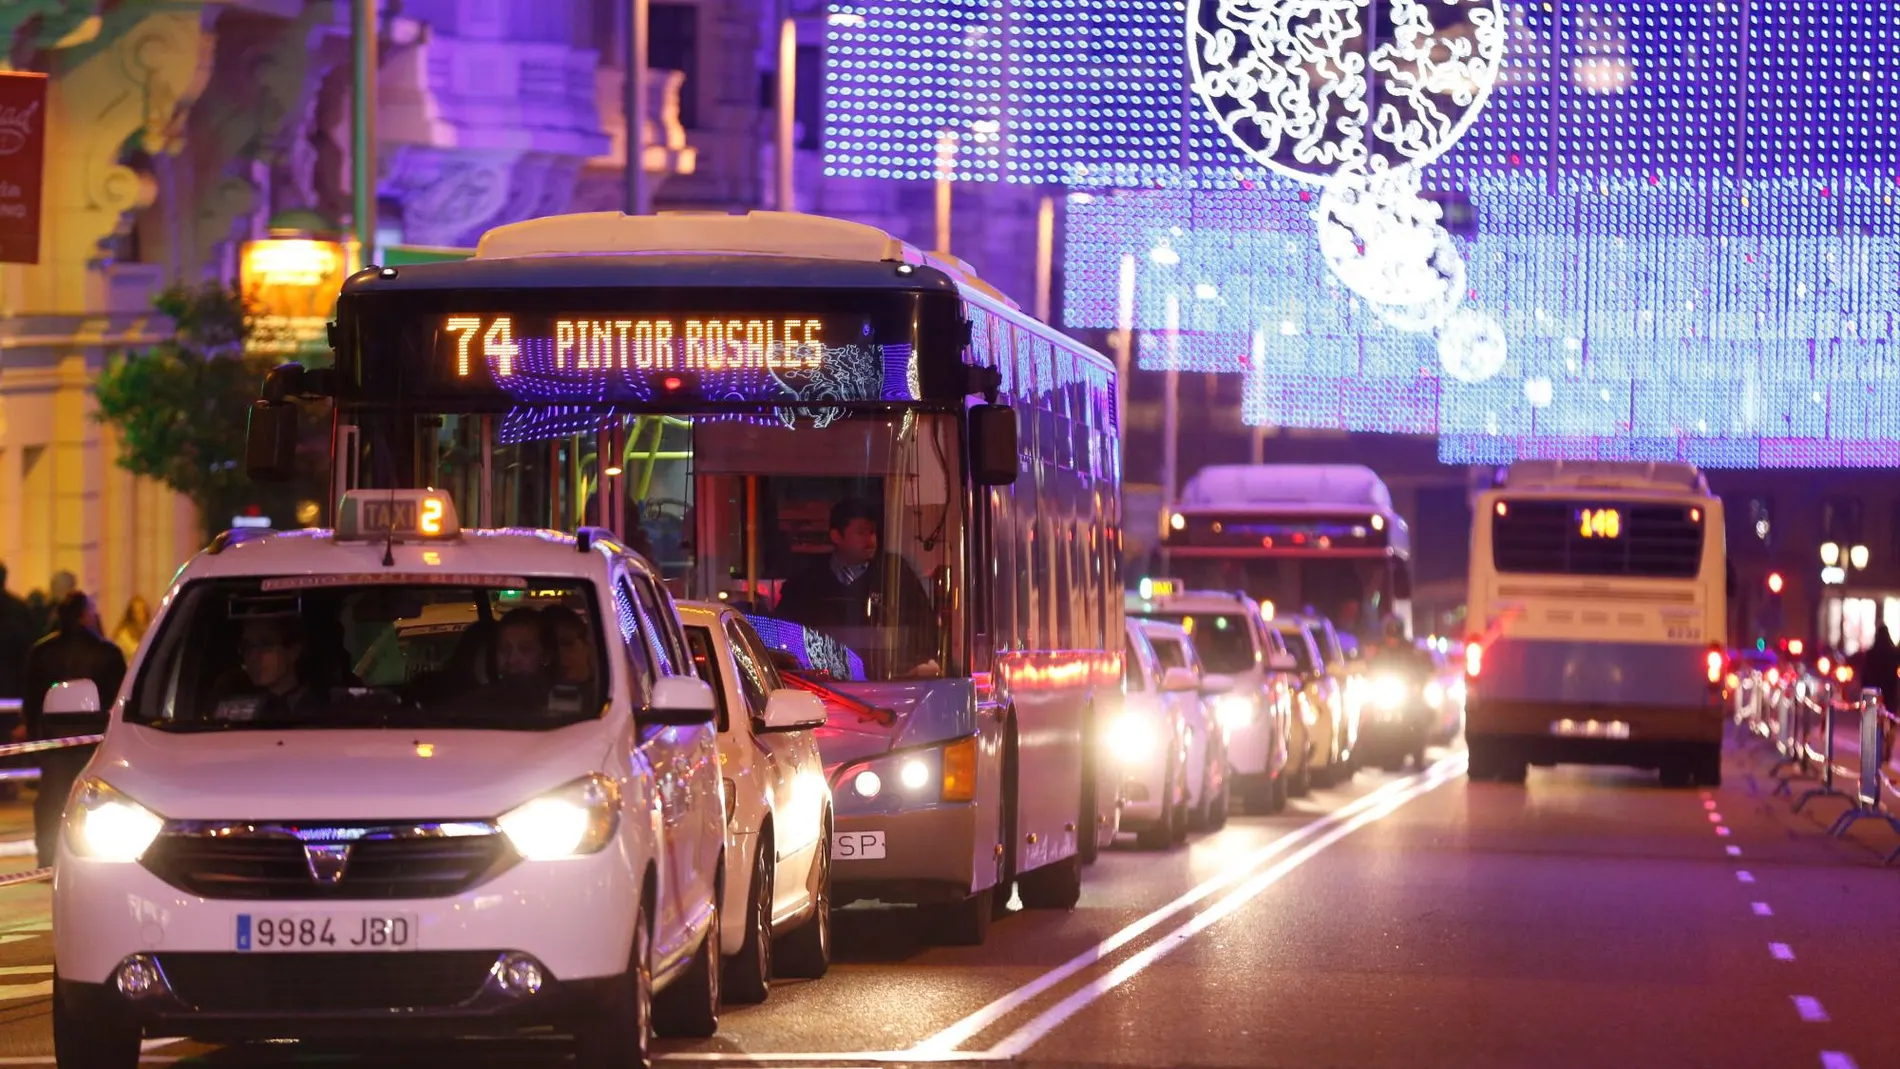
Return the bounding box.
[1464,639,1483,678]
[1705,647,1724,686]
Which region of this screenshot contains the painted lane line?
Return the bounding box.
[1703,799,1718,810]
[1752,901,1774,916]
[0,964,49,976]
[909,760,1456,1055]
[0,981,47,1000]
[1737,870,1756,883]
[1726,845,1742,856]
[1716,826,1731,837]
[1821,1052,1859,1069]
[1792,996,1829,1023]
[660,1053,1009,1064]
[1770,942,1795,961]
[1707,812,1724,823]
[982,768,1459,1059]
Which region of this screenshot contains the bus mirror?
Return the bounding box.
[968,404,1018,486]
[245,401,299,482]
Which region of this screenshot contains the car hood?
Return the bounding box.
[92,721,618,822]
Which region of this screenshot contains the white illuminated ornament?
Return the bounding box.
[1437,308,1508,384]
[1313,167,1466,329]
[1524,376,1554,408]
[1187,0,1506,183]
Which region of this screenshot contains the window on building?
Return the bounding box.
[1822,496,1863,544]
[796,44,823,150]
[651,3,699,129]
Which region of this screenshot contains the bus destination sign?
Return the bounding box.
[442,314,837,379]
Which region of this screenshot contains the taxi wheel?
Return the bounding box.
[1017,853,1083,910]
[1137,752,1179,849]
[776,815,832,979]
[52,984,140,1069]
[1205,761,1229,830]
[577,900,653,1069]
[922,886,993,946]
[653,877,722,1039]
[724,840,774,1004]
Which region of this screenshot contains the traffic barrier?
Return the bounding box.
[1793,682,1856,814]
[0,701,106,888]
[1767,683,1813,792]
[1824,690,1900,864]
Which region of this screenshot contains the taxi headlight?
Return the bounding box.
[498,774,621,861]
[1371,675,1406,710]
[1211,693,1256,730]
[65,779,164,863]
[1105,713,1158,765]
[1423,681,1446,710]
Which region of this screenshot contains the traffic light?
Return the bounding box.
[1767,572,1785,595]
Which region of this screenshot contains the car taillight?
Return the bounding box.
[1464,638,1483,678]
[1705,647,1724,686]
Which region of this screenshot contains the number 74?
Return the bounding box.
[447,316,520,377]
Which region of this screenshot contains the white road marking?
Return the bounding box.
[0,981,47,1000]
[1716,826,1731,837]
[0,842,33,859]
[0,965,48,976]
[1821,1052,1859,1069]
[1752,902,1774,916]
[1726,845,1742,856]
[910,761,1453,1055]
[660,1054,1008,1064]
[1770,942,1795,961]
[1706,812,1723,823]
[980,764,1461,1058]
[1702,799,1718,810]
[1737,870,1755,883]
[1792,996,1829,1023]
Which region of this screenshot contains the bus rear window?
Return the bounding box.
[1491,501,1704,579]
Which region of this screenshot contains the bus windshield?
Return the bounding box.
[416,410,963,682]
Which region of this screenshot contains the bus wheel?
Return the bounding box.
[1017,854,1083,910]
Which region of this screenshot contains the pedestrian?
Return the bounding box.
[0,563,34,702]
[110,595,152,661]
[22,592,125,868]
[41,571,76,635]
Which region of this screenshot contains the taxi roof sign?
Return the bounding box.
[336,489,460,543]
[1137,577,1184,600]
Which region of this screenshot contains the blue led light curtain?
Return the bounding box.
[825,1,1900,467]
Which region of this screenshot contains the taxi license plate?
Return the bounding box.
[237,913,417,952]
[832,831,886,860]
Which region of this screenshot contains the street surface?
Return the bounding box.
[2,740,1897,1068]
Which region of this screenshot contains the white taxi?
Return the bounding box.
[1110,619,1230,849]
[52,491,727,1069]
[675,601,832,1003]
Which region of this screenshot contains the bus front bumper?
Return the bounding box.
[830,803,983,907]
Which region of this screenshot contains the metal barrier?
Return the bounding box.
[1825,690,1900,864]
[1768,682,1813,792]
[1793,684,1857,814]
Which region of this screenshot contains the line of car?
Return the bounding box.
[46,495,1462,1069]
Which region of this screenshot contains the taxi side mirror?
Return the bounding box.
[640,676,716,727]
[44,679,101,716]
[245,401,299,483]
[1161,667,1200,693]
[968,404,1018,487]
[759,689,826,732]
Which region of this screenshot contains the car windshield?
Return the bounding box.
[1149,637,1188,671]
[1133,612,1254,674]
[126,578,608,732]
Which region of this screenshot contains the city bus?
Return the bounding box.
[1464,461,1729,787]
[242,211,1123,945]
[1159,463,1413,637]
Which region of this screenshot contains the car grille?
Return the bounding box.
[142,831,516,901]
[156,952,499,1013]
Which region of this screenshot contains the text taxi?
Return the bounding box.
[52,490,725,1069]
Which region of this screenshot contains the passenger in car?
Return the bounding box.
[214,616,319,723]
[542,605,597,688]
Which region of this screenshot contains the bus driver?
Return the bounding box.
[774,497,938,676]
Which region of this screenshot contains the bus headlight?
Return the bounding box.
[1210,693,1256,730]
[66,779,164,863]
[1106,713,1159,765]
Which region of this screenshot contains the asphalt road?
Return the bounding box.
[3,735,1898,1069]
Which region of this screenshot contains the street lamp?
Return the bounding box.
[1821,542,1841,567]
[1850,544,1870,571]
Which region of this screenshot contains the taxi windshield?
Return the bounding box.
[125,578,608,732]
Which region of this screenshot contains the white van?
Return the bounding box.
[52,491,727,1069]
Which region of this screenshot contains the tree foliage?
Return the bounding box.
[93,283,324,528]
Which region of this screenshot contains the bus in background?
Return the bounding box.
[1159,464,1413,639]
[243,210,1123,946]
[1465,461,1729,787]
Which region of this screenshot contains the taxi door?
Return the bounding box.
[614,571,721,964]
[724,615,824,917]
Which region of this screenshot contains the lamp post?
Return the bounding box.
[625,0,650,215]
[351,0,378,268]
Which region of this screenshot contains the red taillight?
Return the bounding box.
[1705,647,1724,685]
[1465,639,1483,678]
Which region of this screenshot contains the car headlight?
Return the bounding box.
[498,774,621,861]
[1371,675,1406,710]
[1423,681,1446,710]
[1210,693,1256,730]
[1106,713,1159,765]
[65,779,165,863]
